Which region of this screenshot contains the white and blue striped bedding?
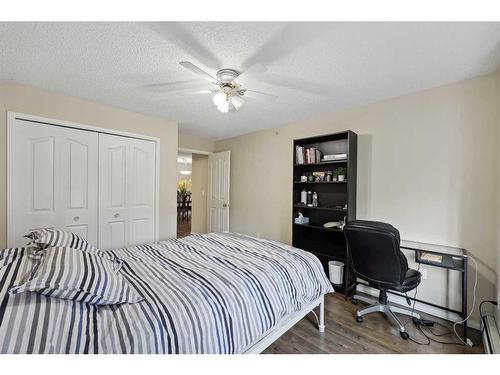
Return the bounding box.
[8,247,144,306]
[0,232,333,354]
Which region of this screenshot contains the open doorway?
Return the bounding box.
[177,151,209,238]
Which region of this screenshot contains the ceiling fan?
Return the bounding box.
[177,61,277,113]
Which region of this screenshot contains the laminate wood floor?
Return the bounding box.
[177,215,191,238]
[263,293,484,354]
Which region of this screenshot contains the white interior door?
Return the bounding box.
[9,119,98,247]
[128,138,156,246]
[207,151,230,232]
[99,134,157,249]
[99,134,130,250]
[59,127,99,242]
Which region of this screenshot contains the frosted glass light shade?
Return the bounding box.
[217,100,230,113]
[213,92,226,106]
[231,95,244,110]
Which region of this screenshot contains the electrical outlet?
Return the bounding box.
[420,268,427,280]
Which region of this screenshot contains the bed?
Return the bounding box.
[0,232,333,354]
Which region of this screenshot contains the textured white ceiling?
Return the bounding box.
[1,22,500,140]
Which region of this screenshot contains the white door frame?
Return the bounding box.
[178,147,212,156]
[177,147,213,236]
[7,111,161,246]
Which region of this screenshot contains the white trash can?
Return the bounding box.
[328,261,344,285]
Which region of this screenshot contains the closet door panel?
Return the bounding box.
[31,136,56,212]
[60,129,98,245]
[10,121,60,246]
[98,134,130,250]
[9,120,98,247]
[10,117,157,250]
[129,139,156,246]
[108,221,127,249]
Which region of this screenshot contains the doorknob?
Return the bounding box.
[223,203,230,208]
[114,213,120,218]
[73,216,80,222]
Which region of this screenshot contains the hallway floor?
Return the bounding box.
[177,215,191,238]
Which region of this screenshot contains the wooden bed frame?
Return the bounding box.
[242,294,326,354]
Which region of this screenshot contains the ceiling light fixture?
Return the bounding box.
[212,90,245,113]
[217,98,230,113]
[179,158,192,175]
[212,92,226,107]
[230,95,245,111]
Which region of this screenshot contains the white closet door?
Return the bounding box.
[99,134,130,250]
[59,128,99,243]
[99,134,156,249]
[128,138,156,247]
[9,120,98,247]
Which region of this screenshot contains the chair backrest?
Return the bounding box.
[344,220,408,288]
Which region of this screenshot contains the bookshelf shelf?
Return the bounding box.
[294,160,347,167]
[293,205,347,212]
[293,223,343,233]
[293,181,347,184]
[292,130,357,297]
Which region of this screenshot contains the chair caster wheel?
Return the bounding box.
[351,299,358,305]
[355,316,363,323]
[400,331,409,340]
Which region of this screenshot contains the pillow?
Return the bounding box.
[0,248,29,270]
[8,246,143,306]
[25,228,117,262]
[26,228,98,252]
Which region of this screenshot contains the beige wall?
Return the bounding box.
[179,132,215,153]
[216,72,500,322]
[497,72,500,325]
[191,154,208,234]
[0,81,179,246]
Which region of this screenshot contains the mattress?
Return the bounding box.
[0,232,333,354]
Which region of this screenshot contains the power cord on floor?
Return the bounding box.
[402,262,421,327]
[406,254,485,347]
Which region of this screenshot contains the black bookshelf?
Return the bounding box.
[292,130,357,297]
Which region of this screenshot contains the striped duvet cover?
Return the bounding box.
[0,232,333,354]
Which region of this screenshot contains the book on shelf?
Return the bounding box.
[296,146,324,164]
[295,146,305,164]
[315,149,323,163]
[323,153,348,161]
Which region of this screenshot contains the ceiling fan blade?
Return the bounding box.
[176,89,215,96]
[263,73,334,97]
[244,22,330,67]
[235,64,267,85]
[146,23,222,70]
[143,79,210,92]
[243,89,278,101]
[179,61,218,84]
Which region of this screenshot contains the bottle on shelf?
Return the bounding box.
[312,192,318,207]
[300,189,307,204]
[307,191,313,206]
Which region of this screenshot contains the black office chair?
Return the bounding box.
[344,220,422,339]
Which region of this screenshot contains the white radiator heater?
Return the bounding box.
[482,313,500,354]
